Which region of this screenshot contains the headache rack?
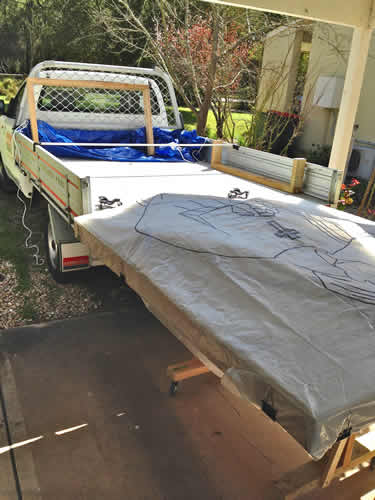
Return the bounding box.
[26,77,157,155]
[17,60,182,131]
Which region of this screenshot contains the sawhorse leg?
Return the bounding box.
[321,438,349,488]
[167,358,210,396]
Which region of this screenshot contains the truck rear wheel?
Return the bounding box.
[45,219,70,283]
[0,160,16,193]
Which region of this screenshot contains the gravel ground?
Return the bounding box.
[0,261,22,329]
[0,260,102,329]
[0,191,141,330]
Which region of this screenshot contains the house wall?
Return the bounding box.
[259,22,375,177]
[300,24,375,153]
[257,27,303,112]
[299,24,351,151]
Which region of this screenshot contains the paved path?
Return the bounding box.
[1,310,375,499]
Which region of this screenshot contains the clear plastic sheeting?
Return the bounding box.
[20,121,206,162]
[75,187,375,460]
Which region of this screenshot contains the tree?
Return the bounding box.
[0,0,26,72]
[0,0,121,73]
[157,14,255,137]
[97,0,283,136]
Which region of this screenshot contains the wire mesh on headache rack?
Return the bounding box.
[36,68,178,128]
[36,85,165,129]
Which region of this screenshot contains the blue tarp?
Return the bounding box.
[20,120,207,162]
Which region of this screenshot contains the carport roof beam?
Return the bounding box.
[202,0,374,28]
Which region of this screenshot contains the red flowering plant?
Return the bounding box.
[337,178,360,210]
[157,17,254,138]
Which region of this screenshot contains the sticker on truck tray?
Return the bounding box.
[63,256,89,268]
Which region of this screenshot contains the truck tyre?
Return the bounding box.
[45,219,70,283]
[0,160,16,193]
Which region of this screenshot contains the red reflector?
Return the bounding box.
[63,256,89,267]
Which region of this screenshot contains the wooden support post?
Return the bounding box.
[358,165,375,217]
[167,358,210,382]
[290,158,306,193]
[276,433,375,499]
[342,434,356,467]
[26,78,39,143]
[321,438,347,488]
[142,86,155,156]
[211,140,223,165]
[335,446,375,474]
[329,27,372,205]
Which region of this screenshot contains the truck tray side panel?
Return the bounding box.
[35,146,83,217]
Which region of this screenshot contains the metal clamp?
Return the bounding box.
[262,388,277,421]
[228,188,249,199]
[96,196,123,210]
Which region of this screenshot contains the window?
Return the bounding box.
[7,82,26,120]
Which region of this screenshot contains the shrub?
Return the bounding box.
[241,110,300,155]
[306,144,331,167]
[0,77,21,102]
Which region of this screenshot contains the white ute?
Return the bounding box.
[0,60,184,281]
[0,60,341,282]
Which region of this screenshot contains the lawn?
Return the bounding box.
[179,107,252,141]
[0,193,31,291]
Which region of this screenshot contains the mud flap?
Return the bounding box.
[48,205,90,273]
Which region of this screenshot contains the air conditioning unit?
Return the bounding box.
[313,76,344,109]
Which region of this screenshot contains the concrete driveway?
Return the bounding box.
[1,308,375,500]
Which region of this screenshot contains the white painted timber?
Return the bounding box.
[328,27,373,203]
[202,0,373,28]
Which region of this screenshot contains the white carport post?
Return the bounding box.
[328,27,373,203]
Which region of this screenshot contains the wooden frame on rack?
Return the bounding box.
[26,77,155,156]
